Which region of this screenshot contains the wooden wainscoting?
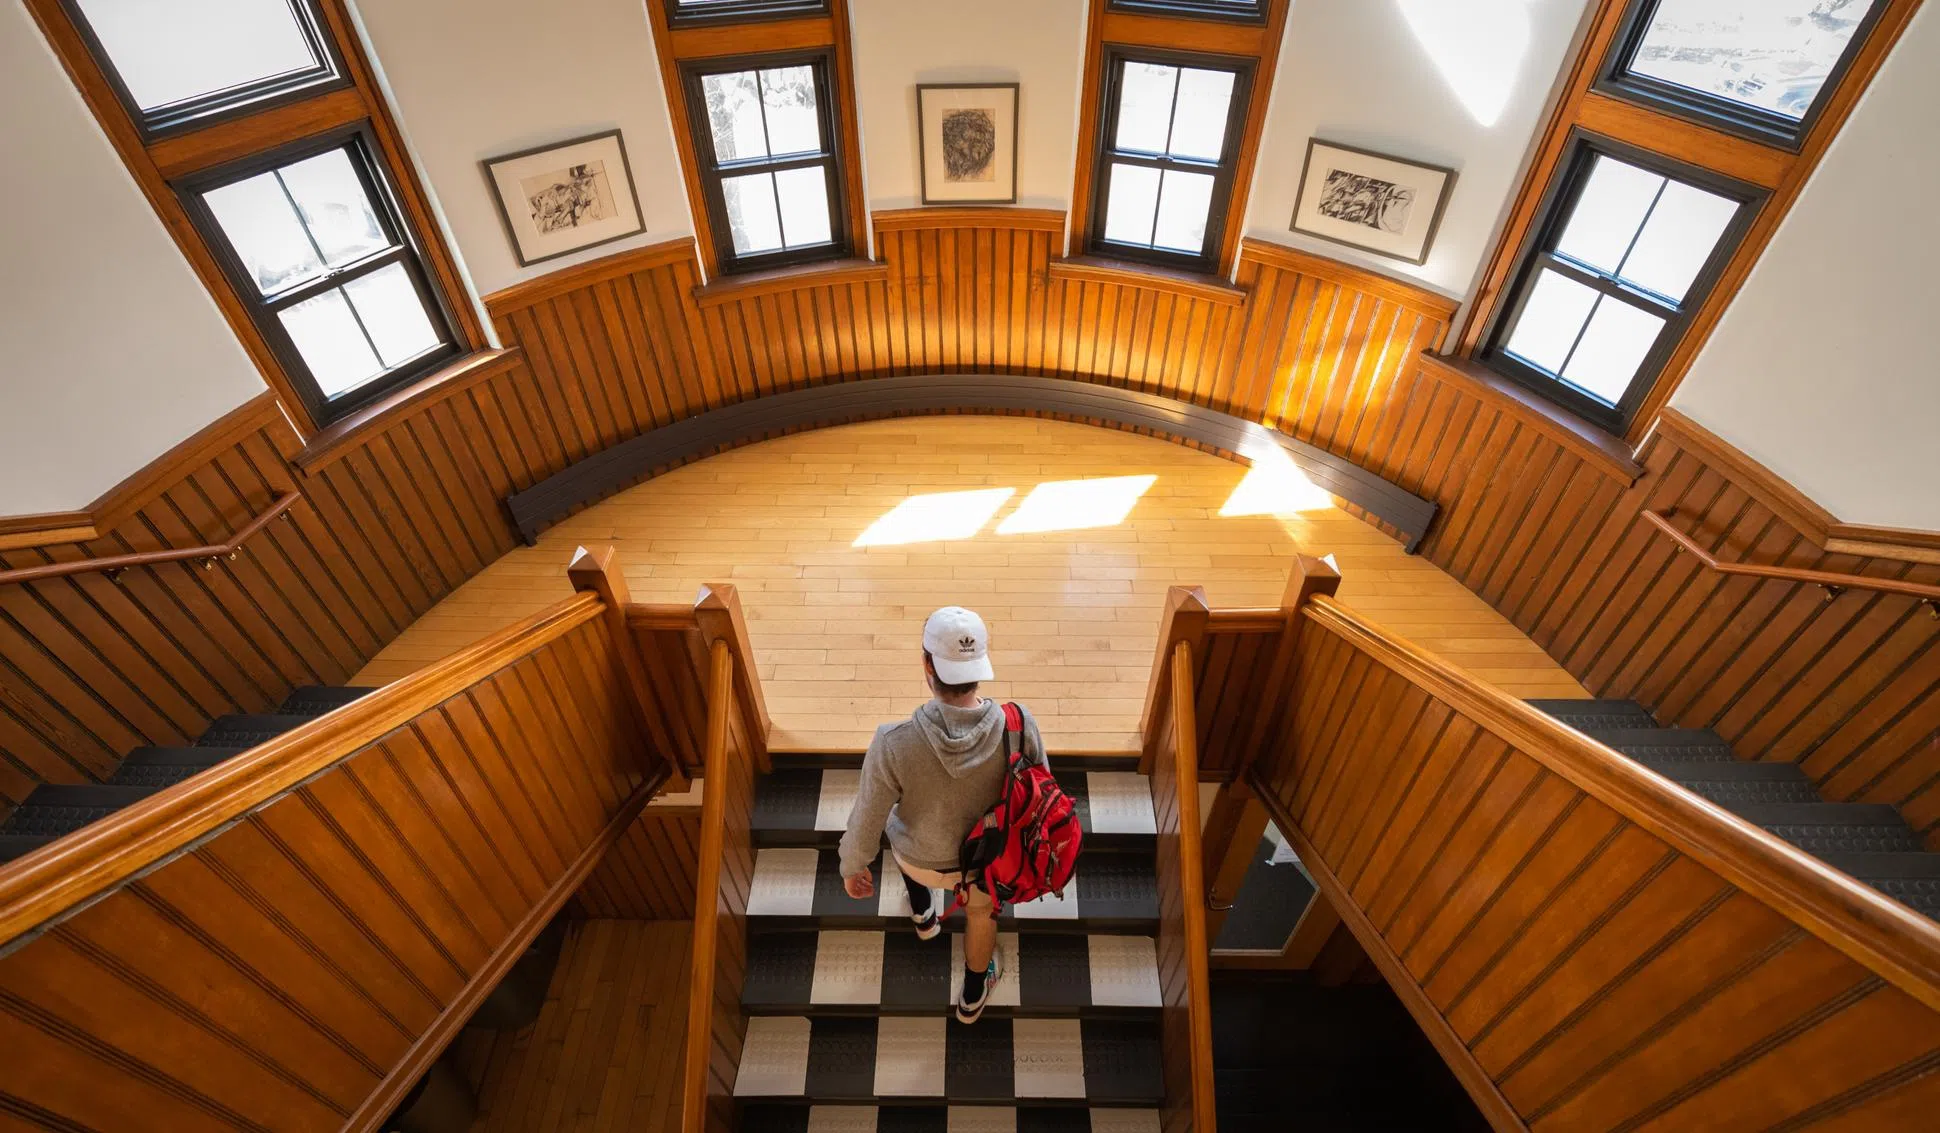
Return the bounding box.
[573,804,703,920]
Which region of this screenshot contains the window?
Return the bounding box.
[1483,141,1760,431]
[682,54,850,273]
[1107,0,1266,22]
[1089,51,1252,272]
[666,0,828,24]
[64,0,347,137]
[182,129,457,423]
[1599,0,1889,148]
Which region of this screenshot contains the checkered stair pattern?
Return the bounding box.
[734,755,1166,1128]
[1529,700,1940,921]
[0,687,377,864]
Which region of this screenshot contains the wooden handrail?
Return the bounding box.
[1645,508,1940,611]
[681,639,734,1133]
[1166,639,1219,1133]
[0,587,604,946]
[0,490,301,586]
[1300,592,1940,1014]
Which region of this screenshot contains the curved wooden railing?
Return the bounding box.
[1645,507,1940,611]
[0,489,300,586]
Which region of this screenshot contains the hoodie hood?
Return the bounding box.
[913,698,1004,778]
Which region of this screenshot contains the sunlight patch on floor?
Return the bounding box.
[1219,443,1337,518]
[853,488,1016,547]
[996,475,1157,536]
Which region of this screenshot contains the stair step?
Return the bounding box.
[770,754,1143,773]
[1728,803,1911,828]
[749,849,1158,933]
[193,713,319,747]
[0,834,57,864]
[1665,769,1823,809]
[276,686,379,715]
[1818,852,1940,919]
[754,768,1156,848]
[740,1105,1161,1132]
[1756,816,1923,855]
[0,784,159,839]
[745,930,1161,1016]
[1526,699,1656,730]
[734,1015,1163,1104]
[1586,728,1738,762]
[1640,760,1809,783]
[107,746,249,788]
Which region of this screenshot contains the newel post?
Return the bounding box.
[569,545,688,790]
[696,582,772,774]
[1137,585,1210,775]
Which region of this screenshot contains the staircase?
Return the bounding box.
[732,754,1169,1132]
[0,685,376,863]
[1529,699,1940,920]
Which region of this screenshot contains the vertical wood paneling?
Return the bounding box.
[573,807,702,919]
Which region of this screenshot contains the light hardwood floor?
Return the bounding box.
[354,417,1585,751]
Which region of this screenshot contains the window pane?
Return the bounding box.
[1114,62,1177,154]
[775,166,833,248]
[759,67,822,157]
[702,70,767,161]
[1167,68,1235,161]
[203,171,326,295]
[277,149,388,268]
[1554,156,1663,276]
[1504,269,1598,374]
[1153,169,1214,253]
[722,171,784,254]
[342,264,441,368]
[1618,180,1739,301]
[279,288,382,398]
[75,0,320,113]
[1561,298,1666,405]
[1629,0,1878,121]
[1103,163,1162,246]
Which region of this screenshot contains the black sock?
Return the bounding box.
[903,872,933,917]
[962,964,988,1002]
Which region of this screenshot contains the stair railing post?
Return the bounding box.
[1137,585,1210,775]
[696,582,771,775]
[570,544,689,790]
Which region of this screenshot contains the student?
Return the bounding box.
[838,606,1047,1024]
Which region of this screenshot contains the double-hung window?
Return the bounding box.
[682,54,850,274]
[1483,140,1760,431]
[1106,0,1266,22]
[666,0,829,24]
[182,128,458,423]
[1089,50,1252,273]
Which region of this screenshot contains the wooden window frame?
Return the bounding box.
[20,0,484,439]
[1068,0,1289,279]
[177,124,465,427]
[678,50,854,275]
[644,0,868,282]
[1107,0,1267,25]
[665,0,830,28]
[1459,0,1924,444]
[1478,133,1765,434]
[1085,47,1256,274]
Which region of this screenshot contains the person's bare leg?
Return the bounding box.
[964,899,997,971]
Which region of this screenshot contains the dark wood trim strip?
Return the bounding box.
[870,206,1068,234]
[1047,256,1248,307]
[482,238,703,316]
[690,258,891,310]
[293,349,526,473]
[504,375,1438,549]
[1241,239,1462,321]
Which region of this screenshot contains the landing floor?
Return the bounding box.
[354,417,1584,750]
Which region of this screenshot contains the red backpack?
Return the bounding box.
[949,703,1083,915]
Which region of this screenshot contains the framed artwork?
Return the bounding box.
[1290,139,1457,265]
[916,83,1019,205]
[483,129,645,266]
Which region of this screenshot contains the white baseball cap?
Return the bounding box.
[923,606,995,684]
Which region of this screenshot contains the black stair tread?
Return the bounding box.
[748,848,1158,933]
[734,1016,1163,1104]
[739,1104,1163,1132]
[754,767,1156,847]
[770,754,1144,773]
[194,713,319,746]
[1728,802,1910,827]
[276,686,379,714]
[1640,760,1809,782]
[1673,775,1822,809]
[1756,818,1922,855]
[107,746,248,787]
[0,784,160,838]
[1584,728,1737,761]
[1818,853,1940,918]
[1525,699,1656,730]
[0,834,57,864]
[743,930,1161,1015]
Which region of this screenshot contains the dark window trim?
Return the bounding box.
[59,0,353,142]
[1106,0,1268,25]
[1593,0,1892,153]
[1478,130,1766,434]
[1086,45,1255,275]
[665,0,829,26]
[679,49,853,275]
[175,122,462,426]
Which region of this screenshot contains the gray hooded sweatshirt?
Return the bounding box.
[837,699,1047,878]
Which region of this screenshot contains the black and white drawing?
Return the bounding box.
[484,130,645,266]
[1291,140,1456,266]
[917,84,1018,204]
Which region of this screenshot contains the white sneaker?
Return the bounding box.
[955,948,1003,1024]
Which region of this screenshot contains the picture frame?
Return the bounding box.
[1290,139,1457,266]
[482,129,646,267]
[916,83,1020,205]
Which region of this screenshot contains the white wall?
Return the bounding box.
[351,0,694,298]
[1672,5,1940,531]
[849,0,1087,216]
[0,3,266,516]
[1245,0,1593,297]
